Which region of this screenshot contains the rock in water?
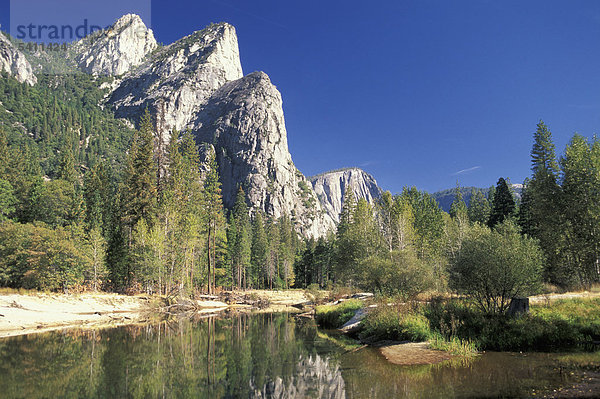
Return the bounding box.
[0,32,37,85]
[193,72,335,237]
[109,22,243,133]
[310,168,381,223]
[69,14,157,76]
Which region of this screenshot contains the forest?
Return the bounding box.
[0,70,599,299]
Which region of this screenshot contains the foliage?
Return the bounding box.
[488,177,515,228]
[0,73,134,178]
[0,221,91,291]
[467,188,490,225]
[359,305,431,343]
[424,297,600,351]
[428,333,479,356]
[314,299,364,329]
[560,134,600,287]
[449,220,543,313]
[522,121,564,284]
[359,251,434,298]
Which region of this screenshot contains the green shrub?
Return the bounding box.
[449,220,543,314]
[424,297,600,351]
[359,306,431,342]
[315,299,364,329]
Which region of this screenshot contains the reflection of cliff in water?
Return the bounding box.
[0,313,347,398]
[251,353,346,399]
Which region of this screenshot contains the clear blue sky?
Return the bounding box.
[3,1,600,193]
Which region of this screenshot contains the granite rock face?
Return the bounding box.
[193,72,335,237]
[104,17,341,236]
[109,22,243,133]
[310,168,382,223]
[0,32,37,85]
[70,14,157,76]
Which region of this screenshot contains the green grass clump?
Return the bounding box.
[428,333,479,357]
[315,299,364,329]
[359,306,431,343]
[424,297,600,351]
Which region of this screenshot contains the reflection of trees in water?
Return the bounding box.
[0,313,346,398]
[251,354,346,399]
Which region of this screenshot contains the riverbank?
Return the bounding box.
[315,293,600,361]
[0,292,153,338]
[0,289,312,338]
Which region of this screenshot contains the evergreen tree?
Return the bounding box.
[560,135,600,287]
[449,181,468,221]
[525,121,563,283]
[57,143,77,183]
[488,177,515,228]
[202,146,224,294]
[278,213,295,288]
[228,187,251,289]
[123,110,158,232]
[467,189,490,225]
[251,212,268,288]
[518,178,534,236]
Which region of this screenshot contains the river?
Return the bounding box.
[0,312,589,398]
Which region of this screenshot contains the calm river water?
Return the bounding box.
[0,313,583,398]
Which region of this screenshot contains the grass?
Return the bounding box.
[359,306,431,342]
[357,303,479,356]
[428,333,479,357]
[329,296,599,355]
[425,297,600,351]
[315,299,364,329]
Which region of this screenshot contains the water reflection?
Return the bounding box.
[0,313,584,398]
[0,313,345,399]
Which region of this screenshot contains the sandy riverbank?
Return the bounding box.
[0,289,311,338]
[0,292,155,338]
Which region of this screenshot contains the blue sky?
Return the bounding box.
[3,1,600,193]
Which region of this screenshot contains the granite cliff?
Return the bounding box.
[69,14,157,76]
[0,32,37,85]
[310,168,382,223]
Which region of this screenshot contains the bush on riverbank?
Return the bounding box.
[425,297,600,351]
[356,303,479,355]
[359,305,430,342]
[315,299,364,329]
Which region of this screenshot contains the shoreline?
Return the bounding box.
[0,289,311,338]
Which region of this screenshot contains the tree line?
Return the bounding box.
[0,109,300,294]
[0,86,598,298]
[296,121,599,309]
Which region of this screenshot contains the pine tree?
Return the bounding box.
[57,143,77,183]
[449,181,468,221]
[229,187,251,289]
[251,211,268,288]
[560,135,600,287]
[518,178,534,236]
[123,110,158,232]
[467,189,490,225]
[526,121,563,283]
[202,146,224,294]
[488,177,515,228]
[278,213,295,288]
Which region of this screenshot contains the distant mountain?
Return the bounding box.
[309,168,381,223]
[432,185,522,212]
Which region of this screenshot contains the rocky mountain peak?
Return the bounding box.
[109,21,242,133]
[193,71,335,237]
[310,168,382,223]
[0,32,37,85]
[69,13,157,76]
